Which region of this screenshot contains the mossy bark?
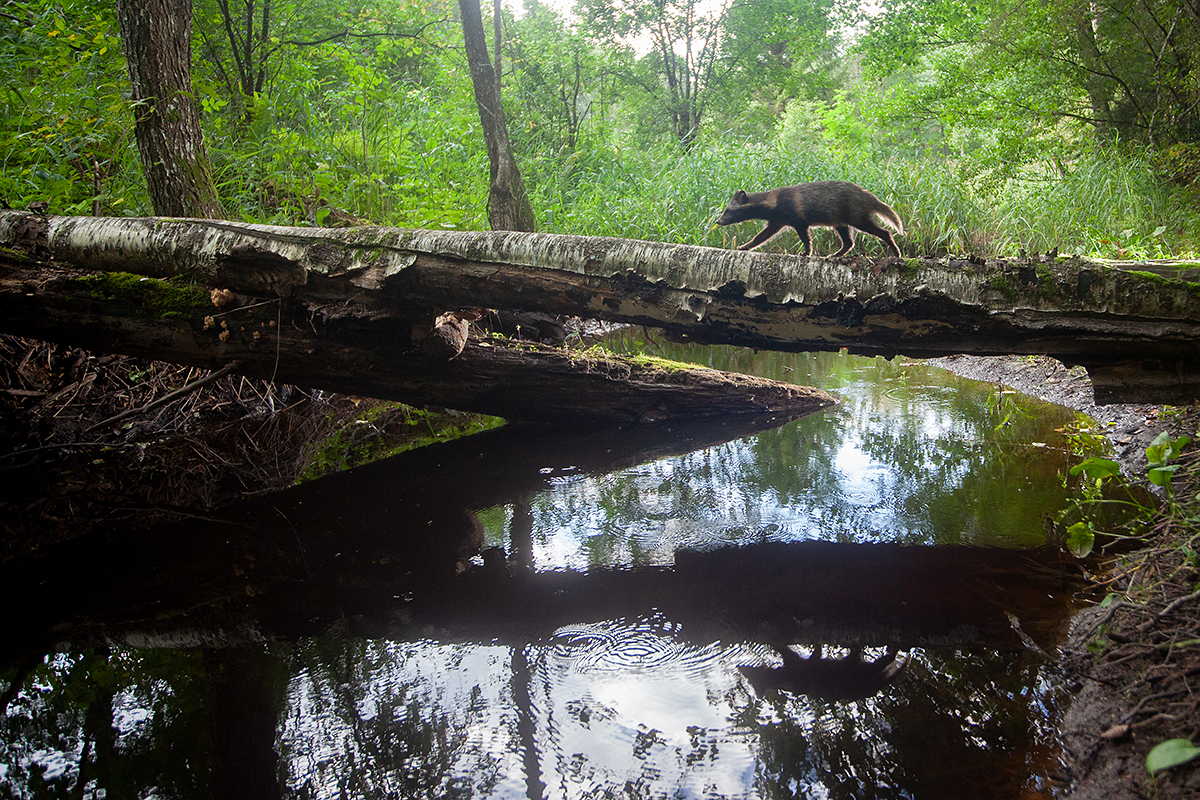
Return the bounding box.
[4,211,1200,404]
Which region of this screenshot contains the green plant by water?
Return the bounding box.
[1058,431,1193,559]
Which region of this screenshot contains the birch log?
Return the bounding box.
[0,212,836,422]
[4,211,1200,403]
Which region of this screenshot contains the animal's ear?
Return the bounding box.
[734,190,747,201]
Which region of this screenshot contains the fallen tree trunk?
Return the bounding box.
[3,211,1200,403]
[0,274,834,423]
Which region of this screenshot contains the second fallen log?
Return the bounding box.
[0,258,837,423]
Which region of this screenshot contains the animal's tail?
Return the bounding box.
[874,203,905,236]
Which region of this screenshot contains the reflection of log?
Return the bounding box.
[4,211,1200,403]
[0,416,1085,668]
[0,414,805,663]
[427,541,1084,654]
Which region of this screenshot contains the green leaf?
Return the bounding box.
[1070,457,1121,481]
[1066,522,1095,558]
[1146,430,1172,459]
[1146,738,1200,774]
[1148,464,1180,488]
[1146,432,1190,466]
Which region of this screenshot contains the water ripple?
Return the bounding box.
[548,616,740,680]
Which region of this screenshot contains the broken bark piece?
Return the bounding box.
[412,310,481,360]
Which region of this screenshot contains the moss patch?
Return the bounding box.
[625,352,696,373]
[73,272,212,318]
[297,403,505,483]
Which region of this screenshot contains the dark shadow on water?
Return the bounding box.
[0,400,1089,799]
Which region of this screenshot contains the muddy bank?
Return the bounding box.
[930,355,1200,799]
[928,354,1167,476]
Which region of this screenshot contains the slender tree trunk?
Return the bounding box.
[458,0,537,232]
[116,0,227,219]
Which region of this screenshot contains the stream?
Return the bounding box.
[0,341,1092,799]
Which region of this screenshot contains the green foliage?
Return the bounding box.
[1056,426,1193,559]
[1147,738,1200,775]
[192,0,486,227]
[2,0,1197,261]
[0,0,144,214]
[1146,431,1192,501]
[506,0,613,156]
[856,0,1200,152]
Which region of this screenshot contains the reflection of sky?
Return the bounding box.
[509,355,1076,569]
[278,632,778,799]
[544,639,760,798]
[832,435,886,506]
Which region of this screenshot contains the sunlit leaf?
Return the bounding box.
[1146,738,1200,774]
[1070,457,1121,481]
[1066,522,1094,558]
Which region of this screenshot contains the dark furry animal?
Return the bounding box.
[717,180,904,257]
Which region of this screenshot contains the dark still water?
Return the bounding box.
[1,346,1091,799]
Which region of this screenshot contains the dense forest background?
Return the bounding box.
[3,0,1199,258]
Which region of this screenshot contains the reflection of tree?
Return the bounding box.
[0,647,209,798]
[510,645,545,799]
[284,639,482,798]
[589,335,1080,552]
[205,646,286,800]
[749,648,1060,799]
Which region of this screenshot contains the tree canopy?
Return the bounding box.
[0,0,1197,258]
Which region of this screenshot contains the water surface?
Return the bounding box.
[0,346,1088,798]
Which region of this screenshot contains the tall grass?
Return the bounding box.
[525,133,1200,259]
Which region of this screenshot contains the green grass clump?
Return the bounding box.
[523,129,1200,261]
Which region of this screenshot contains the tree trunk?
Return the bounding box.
[458,0,538,232]
[5,211,1200,404]
[116,0,227,219]
[0,212,837,423]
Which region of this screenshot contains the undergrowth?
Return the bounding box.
[1058,416,1200,786]
[525,137,1200,260]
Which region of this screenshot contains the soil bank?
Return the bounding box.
[931,354,1200,800]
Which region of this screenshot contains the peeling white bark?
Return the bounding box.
[5,211,1200,404]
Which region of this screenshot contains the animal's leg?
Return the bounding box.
[739,220,786,251]
[858,219,902,257]
[832,225,856,256]
[796,225,815,256]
